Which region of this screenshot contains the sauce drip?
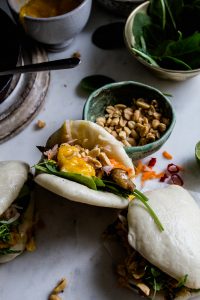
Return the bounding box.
[20,0,83,18]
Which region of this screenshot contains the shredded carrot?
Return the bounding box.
[162,151,173,160]
[109,158,134,177]
[141,171,164,182]
[135,160,145,175]
[135,160,164,186]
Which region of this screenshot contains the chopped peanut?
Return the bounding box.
[36,120,46,129]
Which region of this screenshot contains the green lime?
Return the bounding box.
[195,141,200,164]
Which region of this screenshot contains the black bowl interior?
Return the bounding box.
[0,8,20,103]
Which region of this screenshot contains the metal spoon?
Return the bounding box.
[0,57,80,76]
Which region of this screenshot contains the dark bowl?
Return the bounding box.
[96,0,144,17]
[0,9,20,103]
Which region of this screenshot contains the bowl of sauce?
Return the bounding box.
[7,0,92,51]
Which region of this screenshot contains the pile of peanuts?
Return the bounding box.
[95,98,170,147]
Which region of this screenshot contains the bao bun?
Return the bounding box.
[128,185,200,299]
[35,120,135,208]
[0,161,34,263]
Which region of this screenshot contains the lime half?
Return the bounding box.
[195,141,200,165]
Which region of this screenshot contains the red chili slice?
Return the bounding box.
[167,163,180,174]
[148,158,157,168]
[159,173,169,182]
[171,174,184,186]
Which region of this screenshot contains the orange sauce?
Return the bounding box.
[20,0,83,18]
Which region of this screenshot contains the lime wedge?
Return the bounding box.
[195,141,200,164]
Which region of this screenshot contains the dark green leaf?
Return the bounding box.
[0,248,21,255]
[34,161,98,190]
[133,12,151,47]
[151,267,161,278]
[177,274,188,288]
[80,75,115,92]
[0,224,11,242]
[133,0,200,70]
[92,176,105,187]
[17,184,30,199]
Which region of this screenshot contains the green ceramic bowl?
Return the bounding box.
[83,81,176,161]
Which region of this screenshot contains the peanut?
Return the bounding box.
[119,131,127,140]
[95,96,170,148]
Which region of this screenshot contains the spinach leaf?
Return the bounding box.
[36,162,98,190]
[133,12,151,47]
[133,0,200,70]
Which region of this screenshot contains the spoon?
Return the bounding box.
[0,57,80,76]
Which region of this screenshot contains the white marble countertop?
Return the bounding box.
[0,1,200,299]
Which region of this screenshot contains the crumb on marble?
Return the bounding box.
[36,120,46,129]
[49,278,67,300]
[72,51,81,58]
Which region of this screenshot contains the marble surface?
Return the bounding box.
[0,1,200,299]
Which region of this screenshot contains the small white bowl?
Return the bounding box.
[7,0,92,51]
[124,1,200,81]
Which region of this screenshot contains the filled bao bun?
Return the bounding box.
[35,120,135,208]
[128,185,200,300]
[0,161,34,263]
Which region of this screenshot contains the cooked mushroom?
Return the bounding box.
[110,168,135,192]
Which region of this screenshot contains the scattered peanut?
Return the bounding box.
[36,120,46,129]
[49,295,62,300]
[95,98,170,147]
[49,278,67,300]
[53,278,67,294]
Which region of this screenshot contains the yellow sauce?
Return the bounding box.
[57,144,95,177]
[20,0,83,18]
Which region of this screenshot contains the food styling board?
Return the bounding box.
[0,1,200,300]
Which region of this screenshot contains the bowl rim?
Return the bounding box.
[83,80,176,153]
[124,1,200,74]
[7,0,91,21]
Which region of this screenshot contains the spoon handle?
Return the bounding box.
[0,57,80,76]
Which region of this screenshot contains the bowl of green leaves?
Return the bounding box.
[124,0,200,81]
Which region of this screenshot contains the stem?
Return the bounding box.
[133,191,164,232]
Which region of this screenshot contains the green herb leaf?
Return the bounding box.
[0,224,11,243]
[34,161,98,190]
[177,274,188,288]
[133,0,200,70]
[0,248,21,255]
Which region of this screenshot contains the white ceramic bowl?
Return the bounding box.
[7,0,92,51]
[124,1,200,81]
